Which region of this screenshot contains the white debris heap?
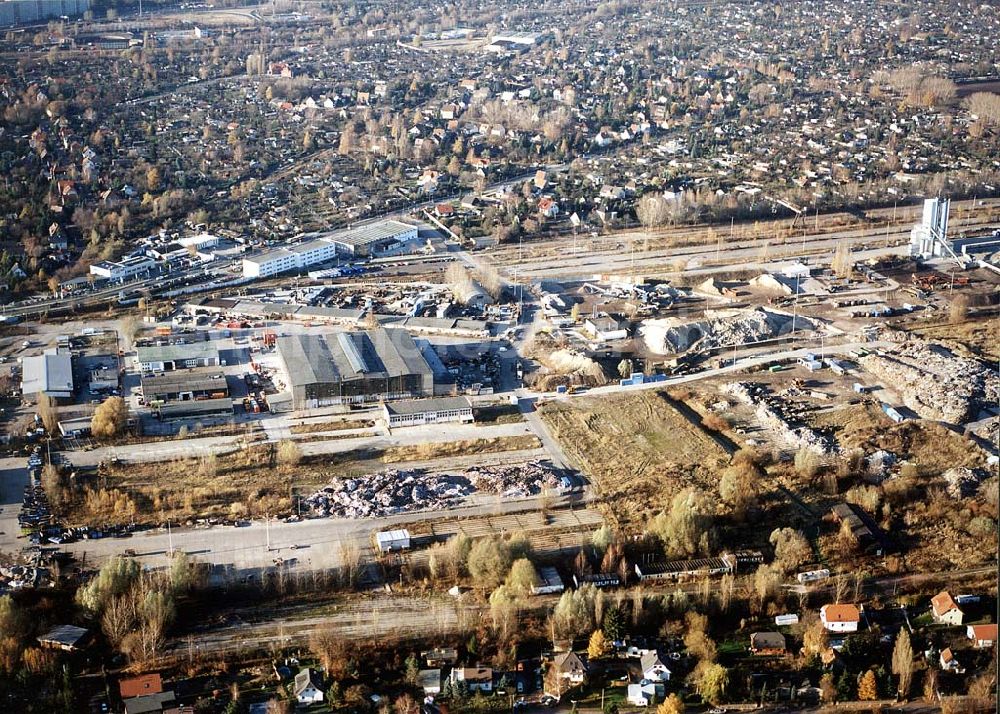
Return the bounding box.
[641,307,814,354]
[859,341,999,423]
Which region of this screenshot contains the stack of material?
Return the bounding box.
[724,382,831,454]
[641,308,814,354]
[304,470,474,518]
[942,467,985,498]
[864,450,897,483]
[859,342,999,423]
[464,460,563,497]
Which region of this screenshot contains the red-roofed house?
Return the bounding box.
[120,673,163,699]
[967,624,997,649]
[820,604,860,633]
[931,591,964,626]
[538,197,559,218]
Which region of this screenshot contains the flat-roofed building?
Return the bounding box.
[136,342,220,372]
[89,255,156,281]
[22,351,74,402]
[276,328,433,409]
[326,220,417,257]
[242,220,418,278]
[141,368,229,403]
[383,396,473,428]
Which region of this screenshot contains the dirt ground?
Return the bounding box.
[539,389,729,527]
[289,419,374,434]
[906,320,1000,362]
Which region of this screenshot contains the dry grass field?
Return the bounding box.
[808,403,995,572]
[907,320,1000,362]
[289,419,375,435]
[539,389,729,526]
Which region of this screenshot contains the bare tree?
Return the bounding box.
[37,394,58,433]
[636,193,670,231]
[892,628,914,699]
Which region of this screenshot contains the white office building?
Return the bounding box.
[89,255,156,281]
[242,220,418,278]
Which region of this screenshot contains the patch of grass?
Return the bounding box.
[289,419,374,434]
[381,435,541,462]
[474,404,525,425]
[539,389,729,526]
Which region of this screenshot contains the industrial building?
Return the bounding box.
[153,399,233,421]
[136,342,220,372]
[140,368,230,403]
[89,256,157,281]
[375,529,411,553]
[382,396,473,428]
[276,328,434,409]
[242,220,418,278]
[21,351,74,402]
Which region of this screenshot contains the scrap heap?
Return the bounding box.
[304,470,474,518]
[303,461,566,518]
[464,460,564,497]
[859,341,999,423]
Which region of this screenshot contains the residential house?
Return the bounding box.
[120,674,163,700]
[931,591,964,626]
[538,196,559,218]
[551,651,587,685]
[123,691,177,714]
[639,651,672,682]
[750,632,787,656]
[627,681,665,707]
[37,625,89,651]
[967,624,997,649]
[819,604,860,633]
[939,648,964,673]
[453,666,493,693]
[422,647,458,667]
[294,668,325,704]
[418,669,442,696]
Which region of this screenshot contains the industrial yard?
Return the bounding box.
[0,0,997,710]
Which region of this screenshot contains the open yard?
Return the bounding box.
[539,389,729,526]
[56,435,543,526]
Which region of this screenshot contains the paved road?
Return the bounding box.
[53,489,591,574]
[62,420,537,468]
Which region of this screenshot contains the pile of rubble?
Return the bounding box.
[303,470,474,518]
[0,563,42,591]
[464,461,563,498]
[942,467,987,499]
[303,461,567,518]
[641,307,814,354]
[859,342,1000,423]
[725,382,831,454]
[864,450,897,484]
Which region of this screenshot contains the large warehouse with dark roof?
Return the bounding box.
[276,328,434,409]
